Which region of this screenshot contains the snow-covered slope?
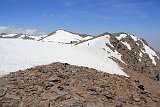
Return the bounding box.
[0,39,128,77]
[34,35,47,41]
[77,35,125,63]
[1,30,159,80]
[81,36,93,40]
[42,30,93,44]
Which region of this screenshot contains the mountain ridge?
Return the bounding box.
[0,29,160,106]
[1,29,158,50]
[0,29,159,80]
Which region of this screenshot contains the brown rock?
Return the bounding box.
[5,93,20,100]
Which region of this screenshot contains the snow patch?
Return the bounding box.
[139,52,143,57]
[138,52,143,61]
[130,35,138,41]
[136,43,139,46]
[138,58,141,62]
[121,41,131,50]
[116,34,127,40]
[142,43,159,65]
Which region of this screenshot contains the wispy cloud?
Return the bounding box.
[0,26,45,35]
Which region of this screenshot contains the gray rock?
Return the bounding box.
[0,88,6,97]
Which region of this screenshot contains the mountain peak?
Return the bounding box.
[42,30,93,44]
[55,29,68,33]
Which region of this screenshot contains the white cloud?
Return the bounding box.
[0,26,46,35]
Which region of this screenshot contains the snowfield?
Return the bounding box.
[0,39,128,77]
[77,35,125,63]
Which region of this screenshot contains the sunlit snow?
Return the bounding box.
[43,30,82,43]
[0,39,128,77]
[77,35,125,63]
[116,34,127,40]
[121,41,131,50]
[130,35,138,41]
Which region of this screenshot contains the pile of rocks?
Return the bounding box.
[0,62,159,107]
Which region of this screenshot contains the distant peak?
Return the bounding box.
[98,32,111,37]
[56,29,69,33]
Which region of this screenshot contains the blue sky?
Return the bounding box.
[0,0,160,51]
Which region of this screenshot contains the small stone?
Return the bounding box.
[65,94,71,100]
[41,92,61,100]
[38,101,50,107]
[133,94,140,102]
[0,97,3,101]
[60,98,80,106]
[0,89,6,97]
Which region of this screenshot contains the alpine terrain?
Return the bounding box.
[0,30,160,107]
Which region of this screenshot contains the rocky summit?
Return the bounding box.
[0,62,160,107]
[109,33,160,82]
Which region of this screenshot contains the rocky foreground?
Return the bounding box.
[0,62,160,107]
